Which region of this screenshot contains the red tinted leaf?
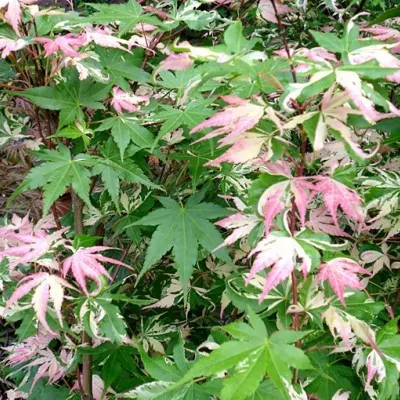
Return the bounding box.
[317,258,371,306]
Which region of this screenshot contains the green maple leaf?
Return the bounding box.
[151,100,213,151]
[130,196,231,292]
[10,144,93,216]
[161,309,313,400]
[96,115,154,159]
[96,47,150,91]
[13,69,111,127]
[92,140,158,204]
[86,0,144,34]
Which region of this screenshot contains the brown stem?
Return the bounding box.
[0,82,25,91]
[269,0,297,83]
[71,190,93,400]
[392,288,400,314]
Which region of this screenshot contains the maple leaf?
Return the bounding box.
[317,258,371,306]
[365,350,386,391]
[3,331,55,366]
[214,204,260,251]
[85,27,129,51]
[306,206,350,237]
[257,175,315,235]
[312,176,364,228]
[22,348,72,391]
[5,272,76,334]
[111,86,150,114]
[246,234,311,301]
[34,34,86,57]
[360,243,391,277]
[62,246,130,296]
[0,37,25,58]
[0,0,35,35]
[335,70,397,123]
[153,53,194,79]
[0,229,65,267]
[10,144,94,217]
[285,84,379,159]
[190,95,264,147]
[0,214,30,238]
[206,133,265,166]
[362,26,400,43]
[129,197,231,293]
[258,0,296,24]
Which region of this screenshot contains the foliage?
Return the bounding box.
[0,0,400,399]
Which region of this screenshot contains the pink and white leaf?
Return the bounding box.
[322,306,354,349]
[247,235,311,301]
[34,34,86,57]
[153,53,193,78]
[62,246,131,295]
[290,177,315,226]
[316,258,371,306]
[313,176,365,227]
[257,180,289,236]
[306,206,351,237]
[205,133,264,166]
[6,273,75,334]
[85,27,129,51]
[258,0,296,24]
[111,86,150,114]
[365,350,386,392]
[190,96,264,147]
[326,117,379,159]
[214,212,259,251]
[335,70,388,123]
[0,38,26,58]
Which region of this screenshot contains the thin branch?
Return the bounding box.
[269,0,297,83]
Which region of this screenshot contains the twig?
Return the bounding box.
[269,0,297,83]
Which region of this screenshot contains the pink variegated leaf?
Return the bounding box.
[3,332,55,366]
[258,0,296,24]
[0,37,26,58]
[214,212,259,251]
[313,176,364,227]
[316,258,371,306]
[0,228,65,267]
[85,27,129,51]
[306,206,351,237]
[34,34,86,57]
[190,96,264,147]
[257,181,288,236]
[62,246,131,295]
[205,133,264,166]
[5,273,76,334]
[335,71,396,123]
[264,160,293,177]
[362,26,400,42]
[291,178,316,226]
[365,350,386,391]
[153,53,193,78]
[111,86,150,114]
[322,306,354,349]
[247,235,311,301]
[326,117,379,160]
